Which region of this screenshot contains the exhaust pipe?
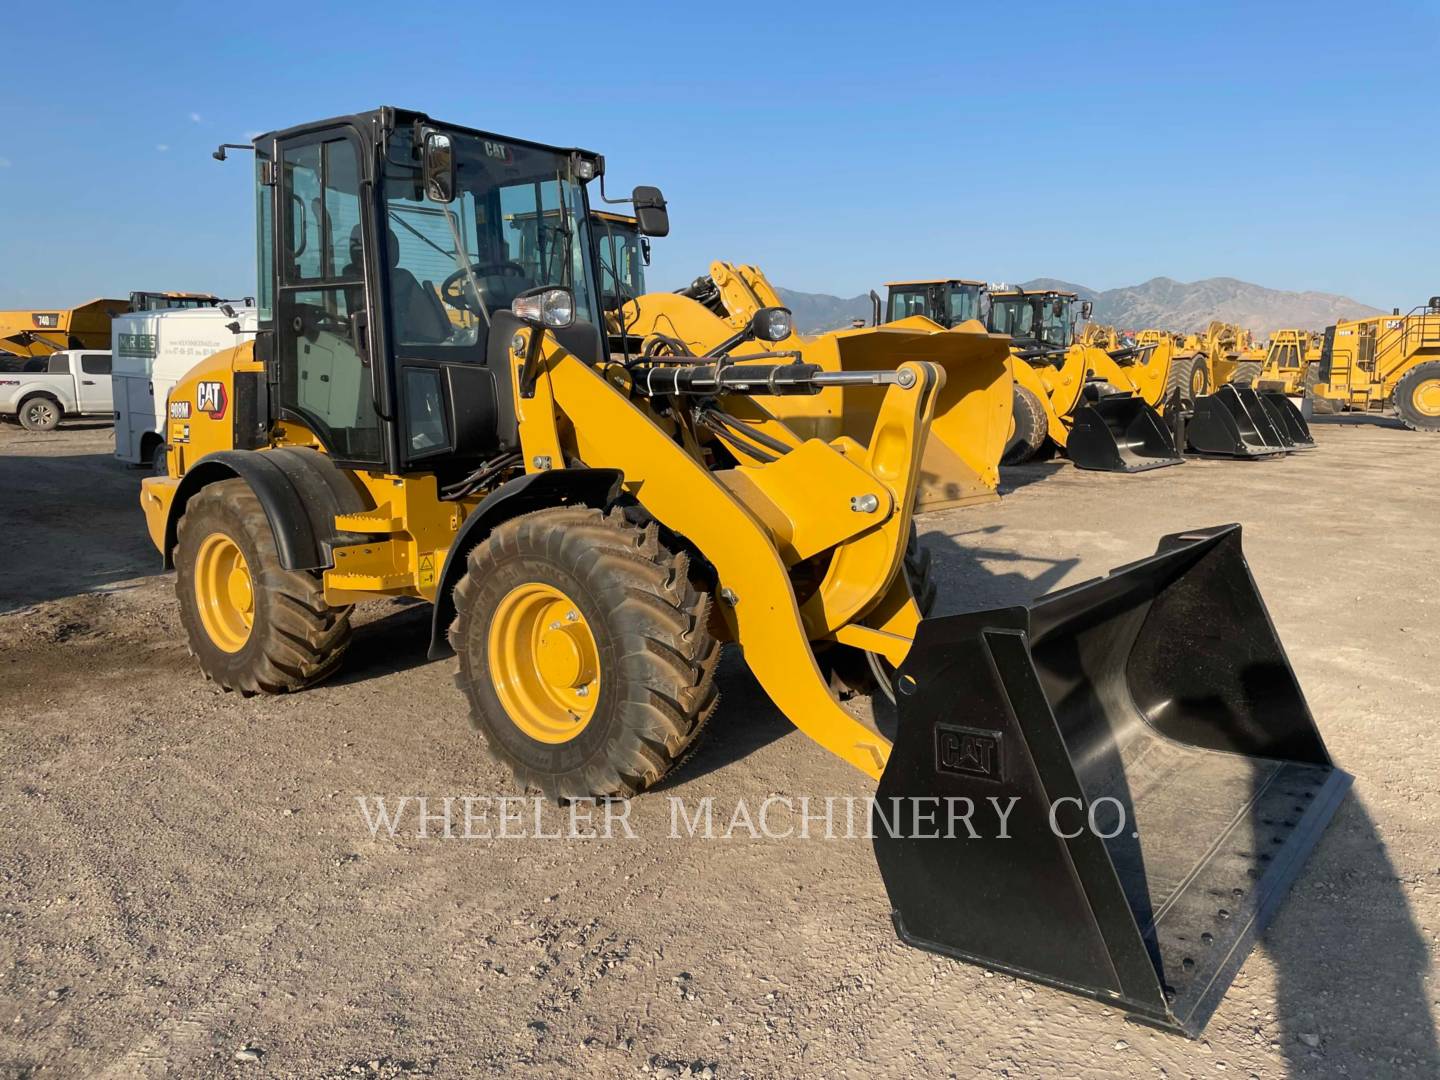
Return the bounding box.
[874,525,1349,1036]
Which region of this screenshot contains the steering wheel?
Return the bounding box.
[440,263,527,314]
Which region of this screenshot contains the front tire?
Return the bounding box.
[18,396,60,431]
[1393,361,1440,432]
[450,506,720,800]
[174,478,353,694]
[1002,384,1048,465]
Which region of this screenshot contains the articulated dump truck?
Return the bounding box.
[144,107,1348,1037]
[617,261,1014,512]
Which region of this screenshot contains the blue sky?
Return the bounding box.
[2,1,1436,309]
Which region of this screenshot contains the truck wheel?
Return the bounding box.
[174,478,353,694]
[1166,354,1210,408]
[18,396,60,432]
[1394,361,1440,432]
[1228,361,1262,388]
[450,506,720,800]
[1002,384,1048,465]
[152,442,169,476]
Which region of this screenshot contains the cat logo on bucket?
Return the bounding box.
[935,725,1003,781]
[196,381,227,419]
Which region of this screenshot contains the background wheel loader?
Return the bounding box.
[613,262,1014,512]
[1308,298,1440,431]
[142,107,1348,1037]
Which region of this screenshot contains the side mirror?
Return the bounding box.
[422,132,456,203]
[513,286,575,329]
[750,306,793,343]
[1081,300,1094,320]
[632,186,669,237]
[640,237,652,267]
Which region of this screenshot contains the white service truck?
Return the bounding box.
[112,305,256,471]
[0,350,114,430]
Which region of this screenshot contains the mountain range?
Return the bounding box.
[774,276,1384,338]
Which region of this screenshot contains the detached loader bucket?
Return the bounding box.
[1257,391,1315,449]
[1066,394,1184,472]
[874,525,1350,1037]
[1187,385,1289,457]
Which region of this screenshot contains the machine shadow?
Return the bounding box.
[330,600,437,685]
[0,451,160,614]
[1269,793,1437,1076]
[998,459,1068,492]
[1306,413,1407,430]
[671,523,1080,788]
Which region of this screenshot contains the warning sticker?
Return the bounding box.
[418,553,436,588]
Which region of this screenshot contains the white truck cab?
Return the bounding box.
[112,306,257,470]
[0,350,114,431]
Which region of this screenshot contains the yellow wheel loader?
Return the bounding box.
[1308,298,1440,431]
[142,108,1348,1037]
[615,263,1014,512]
[978,288,1184,471]
[1124,331,1315,456]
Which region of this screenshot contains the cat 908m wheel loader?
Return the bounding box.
[142,108,1348,1037]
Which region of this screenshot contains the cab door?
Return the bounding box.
[272,129,388,467]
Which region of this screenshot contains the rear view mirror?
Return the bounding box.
[1081,300,1095,320]
[632,186,669,237]
[423,132,455,203]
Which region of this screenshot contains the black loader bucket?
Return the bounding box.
[1187,385,1289,457]
[1257,391,1316,449]
[1066,394,1184,472]
[874,525,1350,1037]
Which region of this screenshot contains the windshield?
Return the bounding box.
[949,284,983,324]
[593,216,645,310]
[1038,298,1073,347]
[989,296,1034,340]
[381,129,600,348]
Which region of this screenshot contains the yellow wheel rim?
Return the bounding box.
[194,532,254,653]
[488,582,600,743]
[1191,366,1206,397]
[1413,378,1440,417]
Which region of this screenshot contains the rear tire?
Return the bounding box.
[174,478,353,694]
[1166,354,1210,409]
[1002,384,1048,465]
[151,442,169,476]
[18,395,60,431]
[1229,361,1262,388]
[450,506,720,800]
[1394,361,1440,432]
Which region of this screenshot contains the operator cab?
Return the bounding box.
[987,288,1091,350]
[884,279,986,328]
[245,108,665,479]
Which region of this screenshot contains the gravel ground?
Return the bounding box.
[0,415,1436,1079]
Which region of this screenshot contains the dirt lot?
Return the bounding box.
[1,416,1436,1079]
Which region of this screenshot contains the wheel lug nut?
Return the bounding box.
[566,610,578,622]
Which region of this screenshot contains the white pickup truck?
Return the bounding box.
[0,350,114,431]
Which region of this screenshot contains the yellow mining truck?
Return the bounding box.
[143,107,1347,1037]
[1308,299,1440,431]
[617,263,1014,511]
[0,299,129,365]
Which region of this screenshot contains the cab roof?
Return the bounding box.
[252,107,601,163]
[885,278,986,288]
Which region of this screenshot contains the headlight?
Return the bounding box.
[750,306,793,343]
[513,287,576,329]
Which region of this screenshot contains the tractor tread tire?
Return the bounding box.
[1229,361,1263,388]
[1394,361,1440,432]
[1166,353,1210,408]
[1002,383,1048,465]
[174,478,353,695]
[450,506,720,801]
